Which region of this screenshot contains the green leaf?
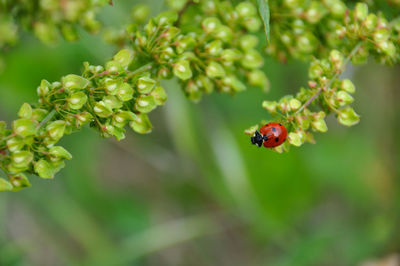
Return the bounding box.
[256,0,270,42]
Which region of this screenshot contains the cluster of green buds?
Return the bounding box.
[107,0,269,101]
[247,2,400,152]
[0,48,168,191]
[0,0,110,70]
[267,0,400,63]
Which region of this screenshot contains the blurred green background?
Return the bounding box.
[1,1,400,265]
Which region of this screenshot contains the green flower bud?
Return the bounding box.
[18,103,32,119]
[355,2,368,21]
[311,117,328,132]
[262,101,278,113]
[31,109,49,122]
[223,75,246,92]
[61,24,79,42]
[241,49,264,69]
[113,49,134,69]
[296,32,318,53]
[49,146,72,161]
[160,47,176,61]
[242,17,262,32]
[197,75,214,94]
[292,19,306,35]
[151,86,168,105]
[131,4,150,22]
[0,178,13,192]
[324,0,346,17]
[248,70,270,92]
[112,111,136,128]
[9,174,31,191]
[116,83,134,102]
[205,40,223,56]
[308,60,324,79]
[244,125,259,136]
[135,95,157,113]
[336,91,354,106]
[7,137,25,153]
[106,61,124,73]
[329,49,344,69]
[288,131,306,147]
[94,101,113,118]
[76,112,93,127]
[202,17,221,33]
[47,121,66,141]
[62,74,90,92]
[373,29,390,43]
[239,35,259,51]
[13,119,37,137]
[105,124,126,141]
[284,0,301,8]
[175,35,195,54]
[156,67,171,80]
[221,49,241,65]
[337,107,360,126]
[37,79,52,97]
[11,151,33,169]
[104,78,122,95]
[206,61,226,78]
[184,81,202,102]
[213,25,233,43]
[33,22,58,44]
[67,92,88,110]
[155,11,178,25]
[341,79,356,94]
[173,60,193,80]
[129,113,153,134]
[296,116,311,130]
[103,95,123,110]
[305,2,326,24]
[163,26,181,41]
[289,99,302,111]
[34,159,60,179]
[364,14,377,31]
[377,41,396,58]
[236,2,257,18]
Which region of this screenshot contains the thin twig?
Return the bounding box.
[37,109,57,130]
[175,0,194,26]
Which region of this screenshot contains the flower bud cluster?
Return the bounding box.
[0,48,168,191]
[0,0,109,71]
[109,1,270,101]
[250,2,400,152]
[267,1,400,64]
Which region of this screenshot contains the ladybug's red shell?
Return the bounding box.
[259,123,287,148]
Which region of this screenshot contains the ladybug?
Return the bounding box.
[251,123,287,148]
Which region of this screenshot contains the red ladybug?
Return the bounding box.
[251,123,287,148]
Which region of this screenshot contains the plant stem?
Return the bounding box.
[37,109,57,130]
[295,42,364,114]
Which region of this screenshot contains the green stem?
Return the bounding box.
[37,109,57,130]
[295,42,364,114]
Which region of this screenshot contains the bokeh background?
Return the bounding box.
[1,1,400,265]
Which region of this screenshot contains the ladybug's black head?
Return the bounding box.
[251,131,263,147]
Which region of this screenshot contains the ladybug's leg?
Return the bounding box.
[251,131,263,147]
